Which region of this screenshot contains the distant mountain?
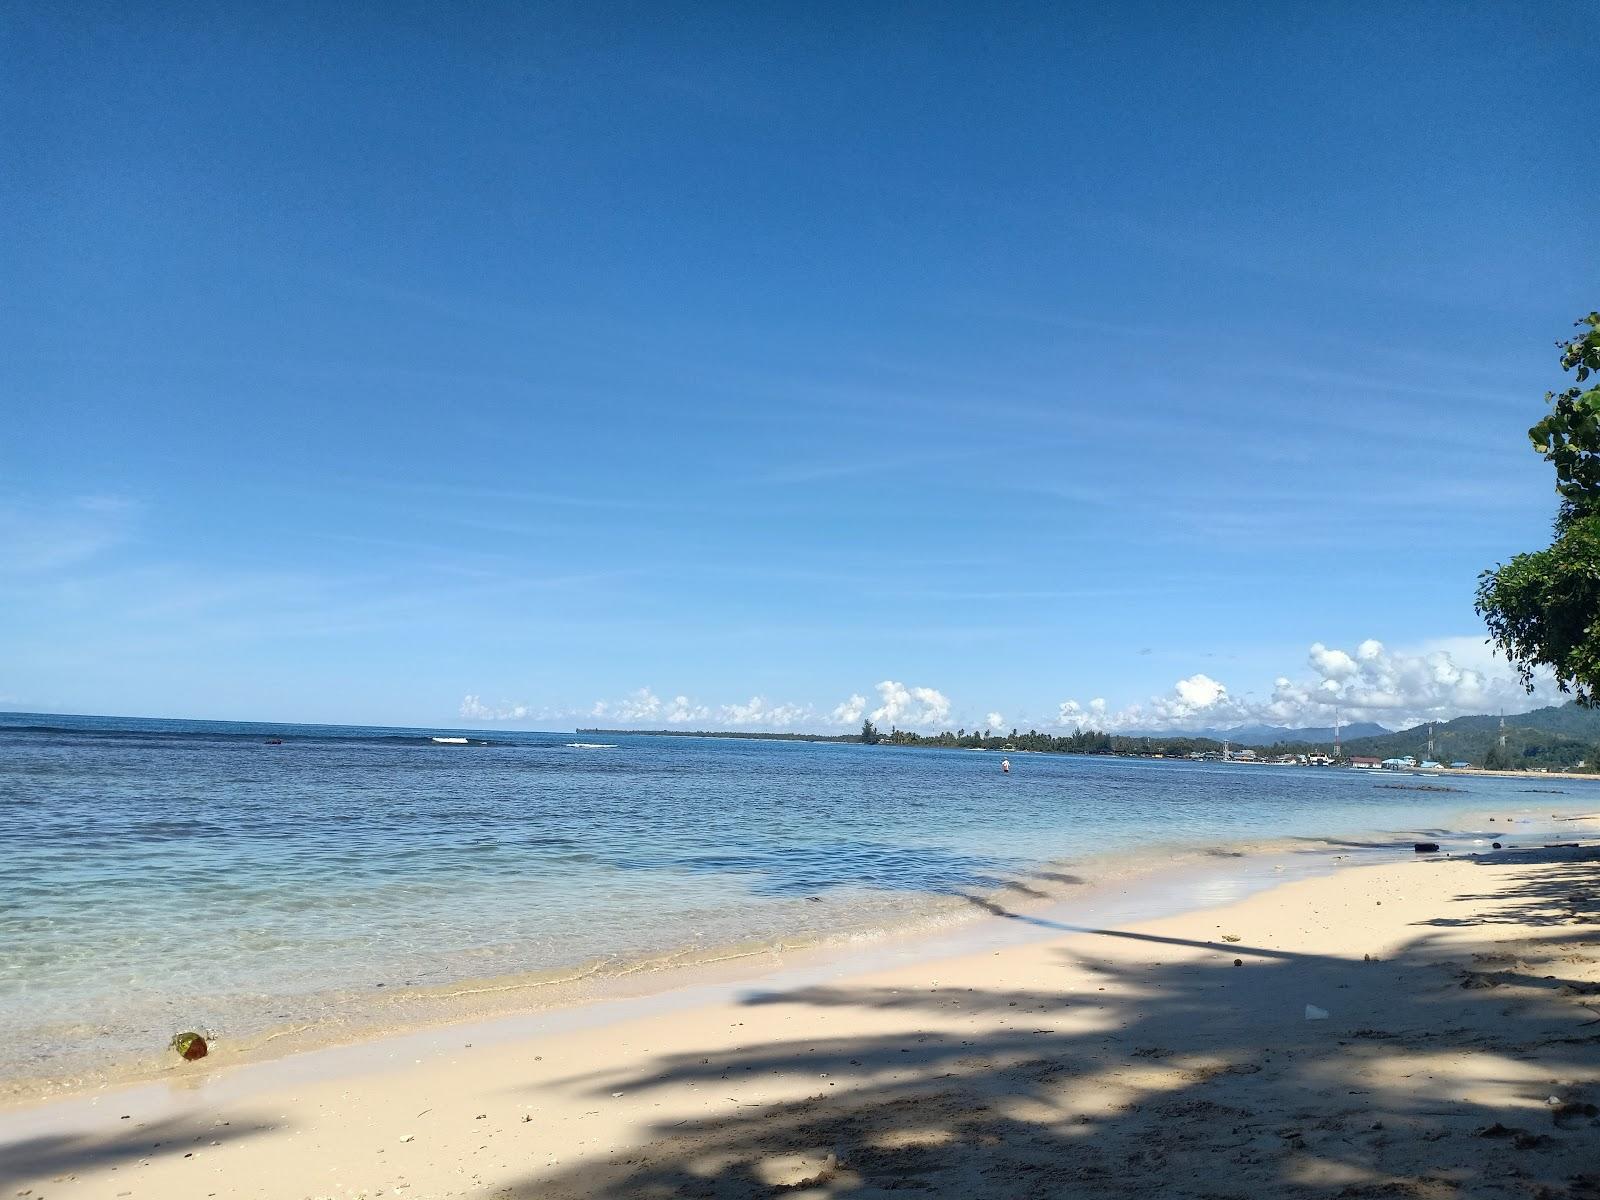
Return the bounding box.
[1220,721,1391,747]
[1130,721,1390,746]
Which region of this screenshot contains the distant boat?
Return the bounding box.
[264,738,283,745]
[431,736,469,745]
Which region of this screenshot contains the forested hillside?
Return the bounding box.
[1306,703,1600,770]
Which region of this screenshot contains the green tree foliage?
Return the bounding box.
[1478,313,1600,704]
[1530,312,1600,510]
[859,718,881,745]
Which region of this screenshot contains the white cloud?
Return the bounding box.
[716,696,814,728]
[589,687,666,722]
[869,680,952,730]
[1308,643,1358,680]
[473,642,1549,740]
[1055,637,1557,733]
[459,694,532,721]
[830,693,867,724]
[1057,697,1108,727]
[583,688,815,729]
[1076,672,1254,732]
[665,695,710,724]
[578,679,957,732]
[1173,673,1228,708]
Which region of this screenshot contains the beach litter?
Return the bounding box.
[1304,1005,1329,1021]
[169,1031,208,1060]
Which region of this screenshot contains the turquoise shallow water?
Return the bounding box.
[2,710,1596,1087]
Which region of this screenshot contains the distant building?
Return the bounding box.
[1349,755,1382,769]
[1450,761,1471,769]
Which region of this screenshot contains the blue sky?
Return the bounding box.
[2,2,1593,732]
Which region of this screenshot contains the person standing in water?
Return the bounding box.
[1001,758,1010,773]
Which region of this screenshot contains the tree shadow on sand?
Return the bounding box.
[1414,846,1600,930]
[0,1113,279,1192]
[507,857,1600,1200]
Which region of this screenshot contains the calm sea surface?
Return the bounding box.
[3,710,1595,1087]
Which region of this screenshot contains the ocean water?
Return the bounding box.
[2,710,1595,1089]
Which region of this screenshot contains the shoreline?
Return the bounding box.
[0,833,1350,1110]
[4,800,1595,1112]
[3,821,1596,1198]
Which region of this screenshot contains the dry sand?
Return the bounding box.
[4,841,1597,1200]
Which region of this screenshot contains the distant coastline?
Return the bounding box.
[580,699,1600,773]
[576,727,858,743]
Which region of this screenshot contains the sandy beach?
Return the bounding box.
[9,3,1595,1194]
[3,829,1597,1200]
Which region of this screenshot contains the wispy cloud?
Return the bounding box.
[0,494,138,574]
[460,695,535,721]
[563,681,960,739]
[754,448,986,486]
[583,688,811,729]
[1229,360,1526,408]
